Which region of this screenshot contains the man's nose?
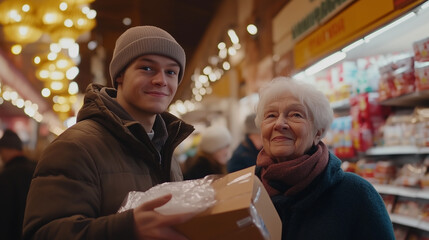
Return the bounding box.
[152,72,167,86]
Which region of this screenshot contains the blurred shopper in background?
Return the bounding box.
[0,129,36,240]
[254,77,395,240]
[23,26,195,240]
[227,113,262,173]
[184,125,232,180]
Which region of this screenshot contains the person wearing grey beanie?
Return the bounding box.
[109,25,186,88]
[23,26,195,240]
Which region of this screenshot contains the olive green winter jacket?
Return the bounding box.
[23,83,194,240]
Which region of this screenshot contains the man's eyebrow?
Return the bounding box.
[136,57,180,67]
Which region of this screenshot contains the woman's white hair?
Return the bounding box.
[254,76,334,138]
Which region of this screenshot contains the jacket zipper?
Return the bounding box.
[159,121,182,165]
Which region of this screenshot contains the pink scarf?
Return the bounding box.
[257,142,329,197]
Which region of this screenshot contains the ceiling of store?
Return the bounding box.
[77,0,223,89]
[0,0,222,117]
[344,6,429,61]
[2,1,428,119]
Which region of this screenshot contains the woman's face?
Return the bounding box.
[260,92,320,162]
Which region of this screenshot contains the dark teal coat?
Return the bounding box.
[257,152,395,240]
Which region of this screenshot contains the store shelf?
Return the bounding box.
[365,146,429,156]
[374,184,429,200]
[379,90,429,107]
[330,99,350,111]
[390,214,429,232]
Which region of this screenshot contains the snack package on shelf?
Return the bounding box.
[413,36,429,62]
[330,116,355,159]
[393,162,427,188]
[392,64,416,97]
[354,159,396,184]
[378,63,396,101]
[374,161,397,184]
[343,57,381,95]
[372,122,386,147]
[380,194,396,213]
[407,229,429,240]
[378,54,415,99]
[413,36,429,92]
[336,83,353,103]
[393,225,409,240]
[382,116,404,146]
[350,95,369,152]
[414,108,429,147]
[340,161,356,173]
[383,110,418,146]
[421,157,429,189]
[393,196,423,218]
[355,159,377,184]
[420,174,429,189]
[394,54,414,68]
[392,55,415,97]
[351,123,373,153]
[329,62,355,102]
[414,61,429,91]
[420,202,429,223]
[355,57,381,94]
[350,93,390,151]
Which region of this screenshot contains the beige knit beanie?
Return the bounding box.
[198,125,232,154]
[109,25,186,88]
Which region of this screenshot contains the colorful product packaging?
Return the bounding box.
[415,62,429,91]
[413,36,429,62]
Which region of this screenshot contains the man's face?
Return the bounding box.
[116,55,180,118]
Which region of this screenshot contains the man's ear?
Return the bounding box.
[116,73,124,85]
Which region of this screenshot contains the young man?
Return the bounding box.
[23,26,195,240]
[0,129,36,240]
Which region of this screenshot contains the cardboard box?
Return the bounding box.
[175,166,282,240]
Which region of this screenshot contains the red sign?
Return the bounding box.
[394,0,417,8]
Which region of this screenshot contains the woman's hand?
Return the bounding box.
[133,194,194,240]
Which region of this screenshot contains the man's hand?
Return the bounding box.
[133,194,195,240]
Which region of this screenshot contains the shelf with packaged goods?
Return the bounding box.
[390,214,429,232]
[373,184,429,200]
[365,146,429,156]
[330,99,350,111]
[379,90,429,107]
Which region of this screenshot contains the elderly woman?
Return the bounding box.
[254,77,394,240]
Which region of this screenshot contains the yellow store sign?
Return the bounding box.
[293,0,425,70]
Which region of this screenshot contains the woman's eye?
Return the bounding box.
[291,113,303,118]
[265,113,276,119]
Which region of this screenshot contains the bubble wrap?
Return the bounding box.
[118,175,217,215]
